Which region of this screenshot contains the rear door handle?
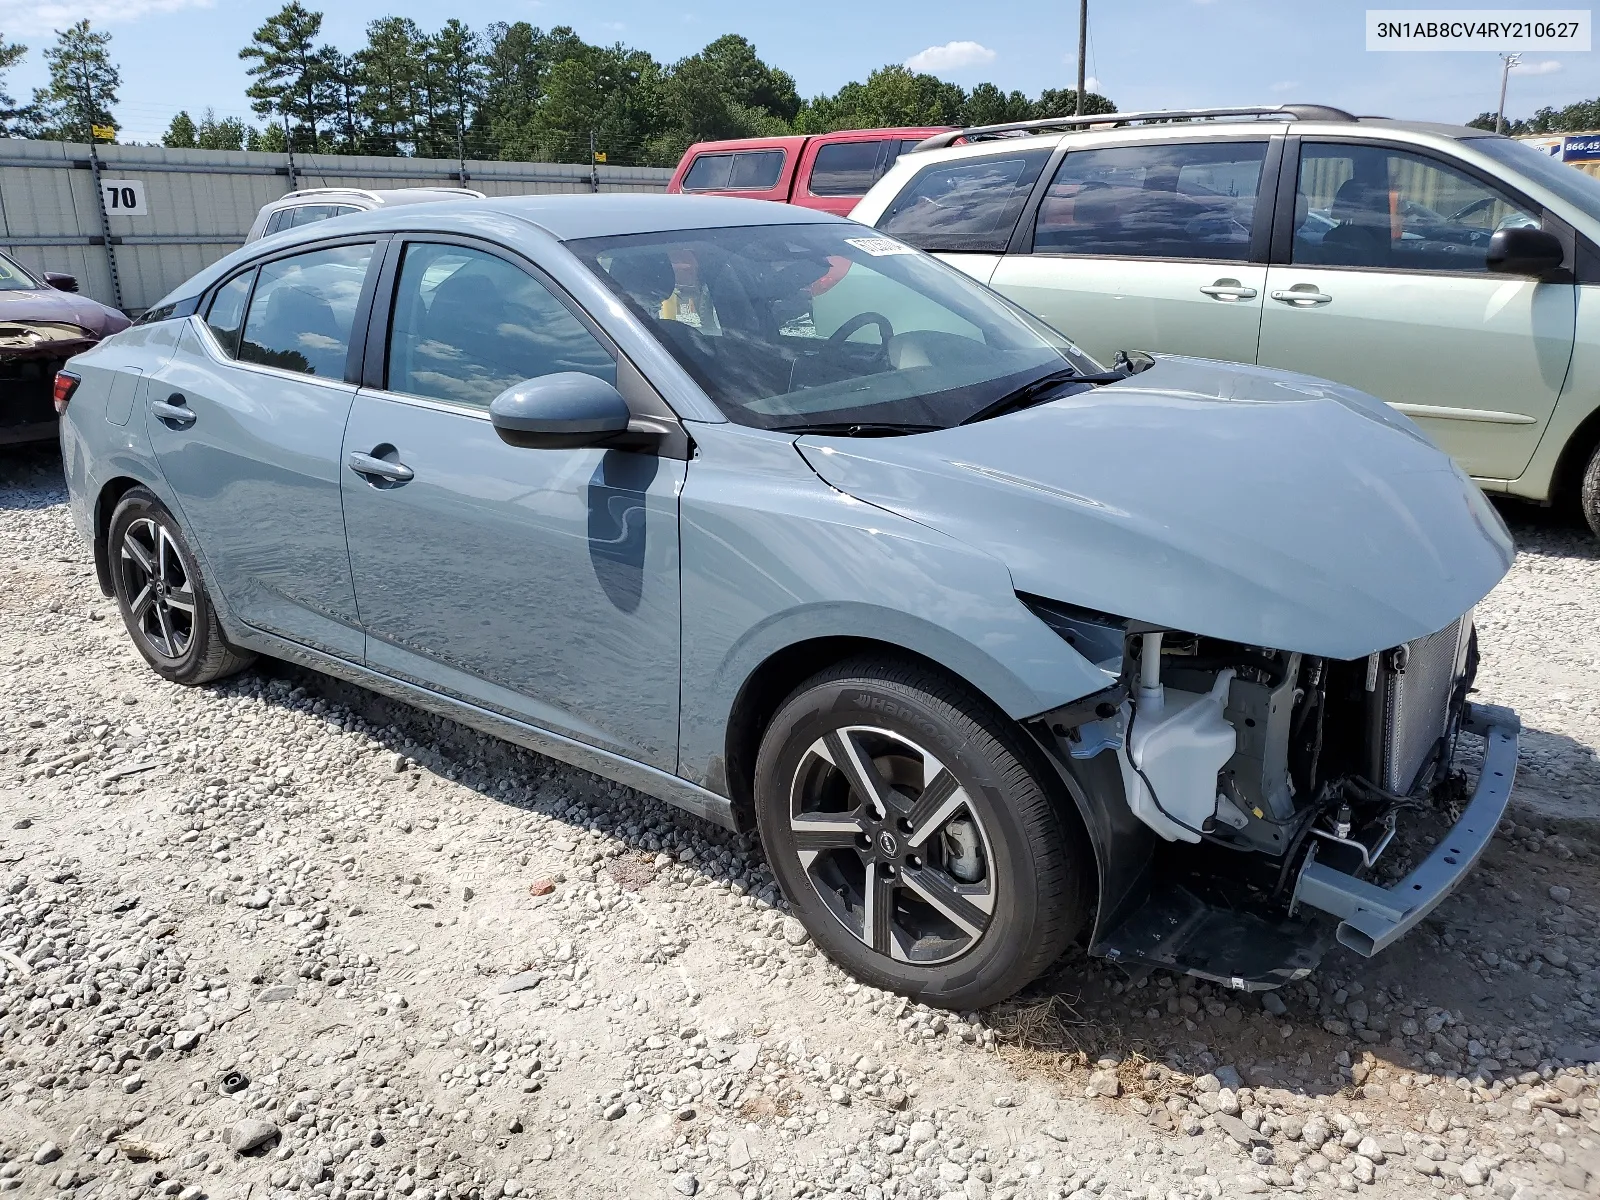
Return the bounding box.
[1199,280,1258,300]
[149,393,196,428]
[347,450,414,484]
[1270,288,1333,307]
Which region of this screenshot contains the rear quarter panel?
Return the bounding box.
[60,321,185,555]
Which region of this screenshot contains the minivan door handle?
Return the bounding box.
[1270,286,1334,307]
[347,450,414,485]
[1199,280,1258,301]
[149,393,197,428]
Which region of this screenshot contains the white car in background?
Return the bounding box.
[245,186,486,243]
[854,103,1600,537]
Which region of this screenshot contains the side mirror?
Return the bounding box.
[489,372,633,450]
[1486,227,1565,279]
[43,272,79,293]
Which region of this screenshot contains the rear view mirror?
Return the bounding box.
[489,372,632,450]
[1485,227,1565,279]
[43,272,79,292]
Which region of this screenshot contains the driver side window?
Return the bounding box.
[385,243,616,409]
[1292,144,1540,272]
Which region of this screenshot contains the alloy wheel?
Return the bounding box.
[118,517,196,660]
[788,725,996,965]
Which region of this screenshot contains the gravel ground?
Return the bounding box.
[1,444,1598,1200]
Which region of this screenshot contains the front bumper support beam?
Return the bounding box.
[1292,702,1520,956]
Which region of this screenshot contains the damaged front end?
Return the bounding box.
[1,320,98,445]
[1027,598,1520,990]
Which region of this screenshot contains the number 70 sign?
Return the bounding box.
[99,178,148,216]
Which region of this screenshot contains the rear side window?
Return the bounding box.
[1034,141,1268,260]
[682,151,785,191]
[386,242,615,408]
[878,149,1052,252]
[264,209,292,236]
[809,141,887,196]
[204,270,254,357]
[238,243,374,378]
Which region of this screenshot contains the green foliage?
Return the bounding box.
[240,2,332,152]
[33,20,120,143]
[164,12,1129,166]
[163,110,198,148]
[1471,97,1600,136]
[0,32,29,135]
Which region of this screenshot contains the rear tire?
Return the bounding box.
[1582,442,1600,540]
[108,487,254,686]
[753,656,1089,1010]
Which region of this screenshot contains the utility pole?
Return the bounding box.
[283,111,298,192]
[1495,52,1521,134]
[76,61,124,312]
[1075,0,1088,116]
[589,130,599,193]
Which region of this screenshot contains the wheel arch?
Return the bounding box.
[1550,398,1600,512]
[92,476,149,596]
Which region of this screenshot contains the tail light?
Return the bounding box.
[52,372,80,414]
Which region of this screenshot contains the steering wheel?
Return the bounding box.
[827,311,894,347]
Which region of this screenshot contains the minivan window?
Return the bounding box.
[386,243,615,409]
[571,223,1094,432]
[1293,143,1540,271]
[1034,141,1268,260]
[238,243,374,378]
[204,270,254,357]
[1468,135,1600,220]
[809,141,886,196]
[682,150,785,191]
[877,149,1052,253]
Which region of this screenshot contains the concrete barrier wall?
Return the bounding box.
[0,140,673,314]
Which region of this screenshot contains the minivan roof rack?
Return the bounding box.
[912,104,1359,152]
[279,187,382,202]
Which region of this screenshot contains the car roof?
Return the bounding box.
[161,193,851,309]
[684,128,952,154]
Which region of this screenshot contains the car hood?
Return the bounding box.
[0,287,127,340]
[796,356,1514,661]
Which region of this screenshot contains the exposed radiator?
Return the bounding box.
[1381,614,1471,795]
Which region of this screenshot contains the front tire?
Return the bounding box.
[108,487,254,686]
[753,657,1089,1010]
[1582,441,1600,540]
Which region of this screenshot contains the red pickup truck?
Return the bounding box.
[666,128,952,215]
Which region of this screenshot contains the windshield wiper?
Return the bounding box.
[770,421,941,437]
[958,365,1129,427]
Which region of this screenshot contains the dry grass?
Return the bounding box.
[988,991,1176,1103]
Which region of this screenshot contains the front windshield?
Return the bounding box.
[0,252,41,292]
[1466,136,1600,220]
[569,222,1098,431]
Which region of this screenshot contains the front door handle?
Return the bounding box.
[149,393,196,428]
[1270,287,1333,307]
[1199,280,1258,301]
[347,450,414,484]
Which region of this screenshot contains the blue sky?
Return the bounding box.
[0,0,1593,145]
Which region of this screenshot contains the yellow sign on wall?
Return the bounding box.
[91,124,116,141]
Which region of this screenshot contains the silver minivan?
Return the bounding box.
[854,104,1600,536]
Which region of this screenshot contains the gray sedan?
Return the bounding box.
[57,195,1519,1008]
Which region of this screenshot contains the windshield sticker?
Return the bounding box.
[845,236,916,257]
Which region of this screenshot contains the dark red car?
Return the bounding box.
[666,128,952,215]
[1,250,129,446]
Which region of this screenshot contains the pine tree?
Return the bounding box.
[430,19,483,162]
[33,21,120,143]
[196,108,248,151]
[240,3,333,152]
[163,110,198,147]
[0,32,30,135]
